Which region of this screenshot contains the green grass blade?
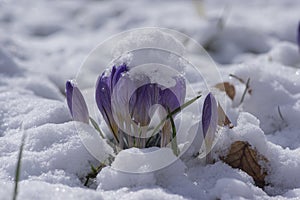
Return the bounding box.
[168,109,179,156]
[12,130,26,200]
[169,94,202,117]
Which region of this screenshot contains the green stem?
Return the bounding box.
[168,108,179,156]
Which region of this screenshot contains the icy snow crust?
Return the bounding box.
[1,0,300,199]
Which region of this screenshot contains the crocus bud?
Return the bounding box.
[95,65,128,143]
[202,93,218,159]
[66,80,89,124]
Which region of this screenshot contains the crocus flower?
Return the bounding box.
[95,63,186,148]
[95,64,128,143]
[66,80,89,124]
[202,93,218,152]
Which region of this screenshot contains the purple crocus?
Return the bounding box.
[202,93,218,148]
[66,80,89,124]
[202,93,218,163]
[95,63,186,148]
[95,64,128,142]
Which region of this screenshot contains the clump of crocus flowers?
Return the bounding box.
[66,63,218,155]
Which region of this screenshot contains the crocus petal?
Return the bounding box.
[110,73,144,135]
[111,63,128,89]
[202,93,218,138]
[109,66,116,89]
[95,64,130,143]
[95,75,119,141]
[65,80,89,124]
[129,83,160,126]
[159,76,186,113]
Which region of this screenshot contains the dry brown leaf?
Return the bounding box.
[215,82,236,100]
[217,104,233,128]
[221,141,268,188]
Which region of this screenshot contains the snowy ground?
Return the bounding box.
[1,0,300,199]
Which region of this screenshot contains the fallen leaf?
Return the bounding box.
[217,104,233,128]
[215,82,236,100]
[221,141,268,188]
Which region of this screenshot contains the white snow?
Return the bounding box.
[1,0,300,199]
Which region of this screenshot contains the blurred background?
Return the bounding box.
[0,0,299,91]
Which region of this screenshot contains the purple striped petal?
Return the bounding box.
[159,76,186,113]
[129,83,160,126]
[95,64,128,141]
[109,66,116,89]
[112,63,128,89]
[202,93,218,138]
[95,75,118,139]
[65,80,89,124]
